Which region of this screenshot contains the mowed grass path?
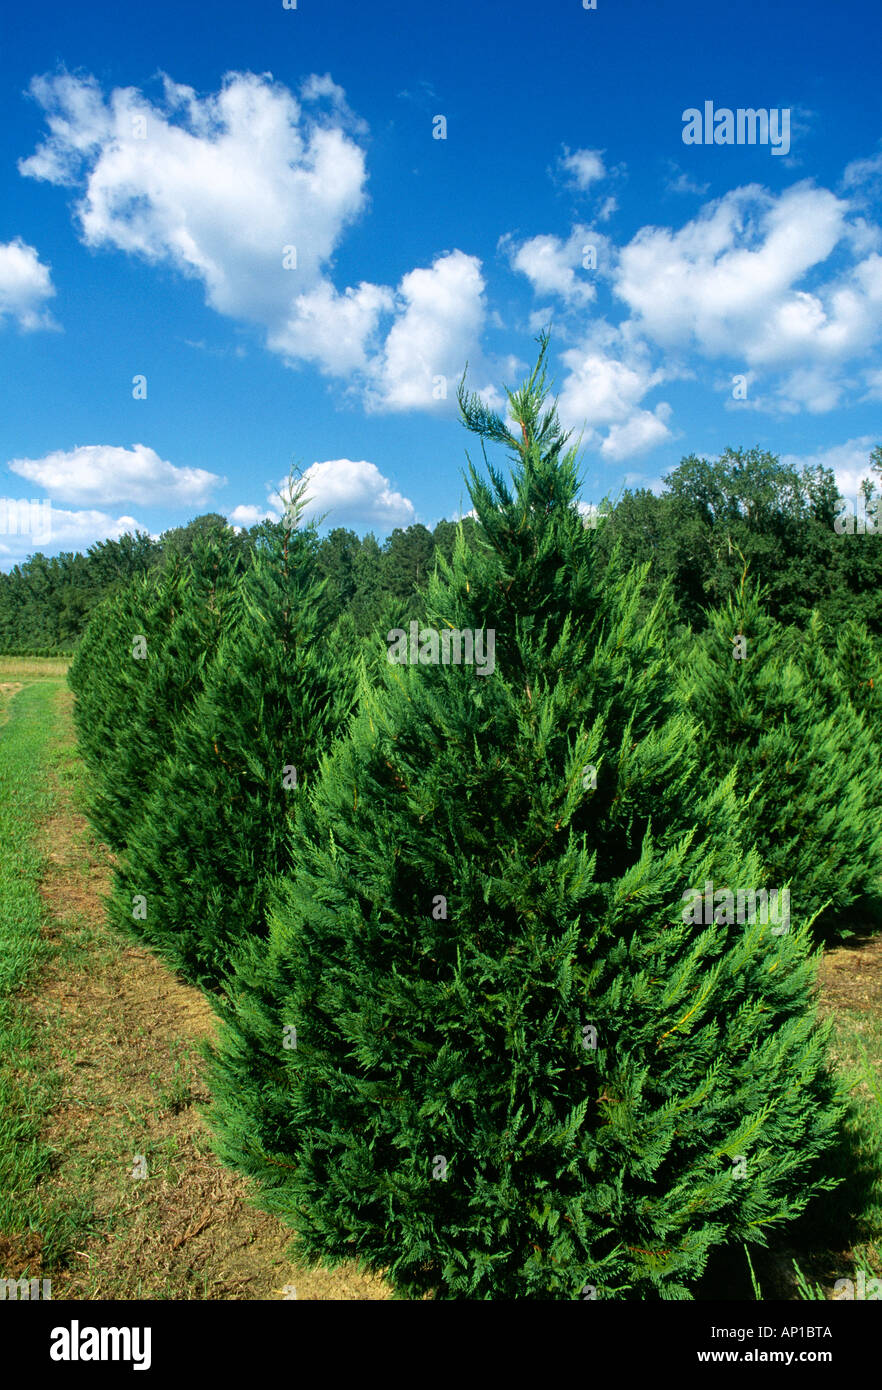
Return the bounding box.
[0,675,89,1276]
[0,662,387,1299]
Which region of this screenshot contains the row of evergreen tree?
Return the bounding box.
[68,340,882,1298]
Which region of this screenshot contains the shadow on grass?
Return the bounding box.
[816,889,882,948]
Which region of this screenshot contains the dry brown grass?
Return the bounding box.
[817,929,882,1018]
[0,682,24,724]
[0,657,69,681]
[25,685,390,1301]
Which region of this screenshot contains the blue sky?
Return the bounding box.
[1,0,881,568]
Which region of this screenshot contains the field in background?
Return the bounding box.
[0,656,879,1301]
[0,656,70,682]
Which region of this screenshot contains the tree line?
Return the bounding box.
[3,440,881,652]
[0,511,480,653]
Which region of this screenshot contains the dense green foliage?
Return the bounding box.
[0,533,158,652]
[109,500,359,987]
[681,577,882,932]
[205,344,845,1300]
[68,533,247,850]
[0,517,249,653]
[1,508,480,653]
[594,447,882,633]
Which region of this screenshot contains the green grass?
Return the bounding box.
[0,679,91,1273]
[788,1008,882,1297]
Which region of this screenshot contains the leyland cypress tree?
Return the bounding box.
[88,533,246,852]
[207,340,842,1300]
[797,609,882,731]
[68,558,188,849]
[110,497,358,987]
[681,576,882,931]
[798,611,851,721]
[68,572,153,783]
[828,616,882,728]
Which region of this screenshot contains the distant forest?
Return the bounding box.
[2,445,880,653]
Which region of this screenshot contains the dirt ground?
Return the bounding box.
[18,685,390,1301]
[816,928,882,1017]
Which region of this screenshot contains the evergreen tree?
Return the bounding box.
[593,448,882,636]
[68,560,186,847]
[2,530,160,652]
[68,573,148,782]
[89,533,246,851]
[158,512,239,561]
[109,497,359,987]
[796,611,846,721]
[350,532,387,634]
[208,340,842,1300]
[681,576,882,931]
[829,616,882,728]
[68,534,245,852]
[432,516,479,565]
[316,527,361,617]
[383,523,437,602]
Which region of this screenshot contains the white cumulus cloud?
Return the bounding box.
[20,70,368,327]
[297,459,415,526]
[615,184,849,355]
[0,238,58,330]
[559,147,607,191]
[600,407,673,461]
[610,181,882,415]
[7,443,224,506]
[269,279,394,375]
[557,335,676,458]
[368,251,487,412]
[501,226,604,307]
[233,459,415,532]
[781,436,879,498]
[19,70,489,411]
[509,172,882,449]
[227,503,277,530]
